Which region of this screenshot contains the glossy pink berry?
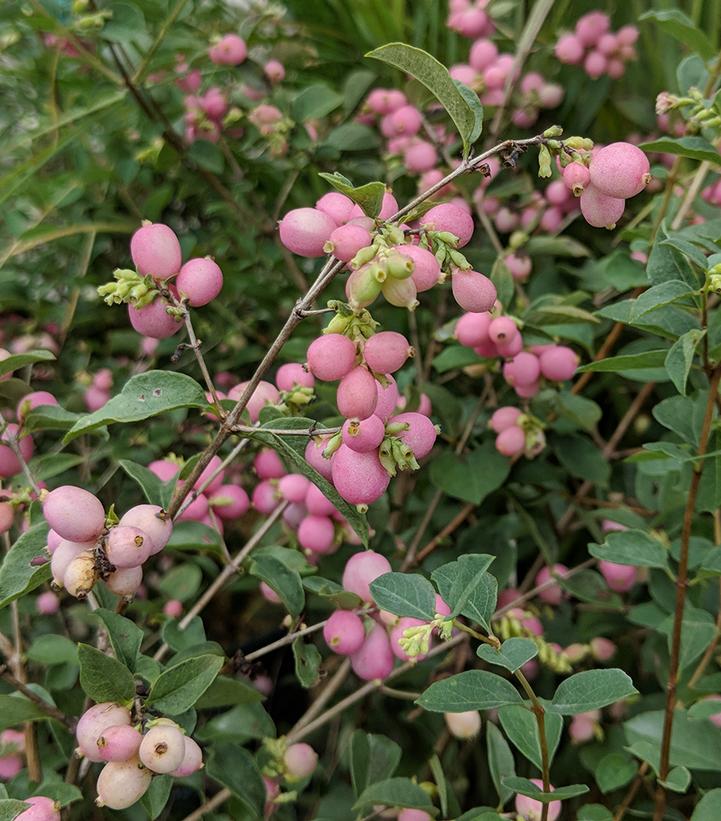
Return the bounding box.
[36,590,60,615]
[456,312,491,347]
[350,621,394,680]
[175,257,223,307]
[337,367,378,420]
[298,514,335,554]
[398,811,432,821]
[590,637,616,662]
[599,560,638,593]
[469,38,498,71]
[307,334,357,381]
[97,724,143,762]
[252,480,279,515]
[394,244,442,292]
[76,702,131,761]
[386,105,422,136]
[178,492,209,522]
[451,269,496,313]
[128,295,182,339]
[584,51,607,79]
[227,380,280,422]
[275,362,315,392]
[304,484,337,517]
[555,33,584,64]
[43,485,104,543]
[496,426,525,457]
[139,723,185,774]
[505,253,532,282]
[326,224,372,263]
[264,59,285,83]
[119,504,172,554]
[331,446,390,506]
[589,142,651,199]
[342,414,386,453]
[0,424,33,479]
[515,778,561,821]
[490,407,522,434]
[363,332,412,374]
[209,485,250,520]
[576,11,610,46]
[130,222,182,280]
[421,203,474,247]
[170,736,204,777]
[279,208,337,258]
[391,412,437,459]
[488,316,517,345]
[95,756,152,809]
[105,525,153,569]
[539,345,578,381]
[164,599,183,619]
[323,610,366,655]
[404,140,438,173]
[496,333,523,358]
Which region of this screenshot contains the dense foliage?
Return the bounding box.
[1,0,721,819]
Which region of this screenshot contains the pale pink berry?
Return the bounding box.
[307,334,357,381]
[342,415,386,453]
[326,224,372,262]
[599,560,637,593]
[342,549,391,601]
[515,778,561,821]
[394,244,442,292]
[505,253,532,282]
[421,203,474,247]
[170,736,204,777]
[163,598,183,618]
[43,485,104,543]
[276,474,309,504]
[0,501,13,535]
[617,25,639,46]
[0,424,33,479]
[451,269,496,313]
[209,485,250,520]
[449,64,477,86]
[584,50,607,79]
[539,345,578,381]
[130,222,181,280]
[590,636,616,662]
[95,756,152,809]
[284,742,318,780]
[589,142,651,199]
[97,724,143,762]
[16,796,60,821]
[374,374,400,422]
[36,590,60,615]
[491,407,522,434]
[535,564,569,605]
[76,703,131,761]
[275,363,315,392]
[0,756,22,781]
[337,367,378,420]
[496,426,525,457]
[148,459,180,482]
[545,180,569,207]
[404,141,438,173]
[119,504,172,554]
[106,566,143,597]
[63,552,96,598]
[576,11,610,45]
[282,503,306,531]
[539,83,564,108]
[469,38,498,71]
[252,480,279,514]
[175,257,223,307]
[607,59,626,79]
[227,380,280,422]
[105,525,153,569]
[323,610,366,655]
[199,88,228,121]
[16,391,58,422]
[364,332,412,374]
[350,622,394,680]
[332,446,390,506]
[456,311,492,347]
[562,162,591,196]
[264,59,285,83]
[128,295,182,339]
[304,437,333,480]
[398,811,432,821]
[366,88,407,115]
[279,208,337,258]
[83,386,108,412]
[503,352,540,387]
[452,7,491,38]
[209,34,247,65]
[305,484,337,517]
[382,274,419,310]
[488,316,517,345]
[177,492,209,522]
[316,192,355,224]
[445,710,481,739]
[391,412,437,459]
[260,581,281,604]
[580,185,625,229]
[387,105,422,136]
[139,723,185,774]
[254,448,286,480]
[515,381,540,399]
[539,206,564,233]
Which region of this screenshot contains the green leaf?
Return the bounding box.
[640,135,721,165]
[0,349,55,378]
[429,754,448,817]
[0,695,51,731]
[354,777,436,813]
[0,800,31,821]
[666,329,705,395]
[194,676,263,709]
[93,609,143,672]
[32,784,82,807]
[501,777,589,802]
[27,453,84,482]
[350,731,402,797]
[629,280,695,321]
[63,371,207,443]
[77,643,135,704]
[453,79,484,144]
[317,172,386,219]
[576,350,668,374]
[550,669,638,715]
[20,404,81,434]
[429,444,510,504]
[291,84,344,121]
[660,765,691,793]
[477,638,538,673]
[147,654,223,714]
[370,572,436,620]
[691,788,721,819]
[578,806,614,821]
[588,529,669,569]
[660,606,716,671]
[292,637,322,689]
[486,722,515,806]
[497,702,563,770]
[140,775,172,819]
[303,576,362,609]
[417,670,521,712]
[206,745,265,817]
[366,43,479,157]
[118,459,165,506]
[625,709,721,771]
[525,303,600,326]
[26,635,78,666]
[432,554,495,625]
[324,122,380,152]
[187,140,224,174]
[157,564,202,602]
[0,523,50,609]
[639,9,715,59]
[249,554,304,617]
[432,345,485,374]
[595,752,636,793]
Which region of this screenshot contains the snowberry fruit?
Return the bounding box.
[36,591,60,615]
[445,710,481,739]
[43,485,104,543]
[589,141,651,199]
[209,34,247,66]
[451,269,496,313]
[374,374,400,422]
[106,566,143,597]
[284,742,318,780]
[331,446,390,506]
[490,406,522,434]
[342,549,391,601]
[76,703,131,761]
[326,224,372,262]
[16,796,60,821]
[342,414,386,453]
[175,257,223,307]
[421,203,474,247]
[563,161,591,196]
[503,352,541,387]
[514,778,561,821]
[95,756,152,809]
[170,736,204,777]
[599,560,637,593]
[254,448,286,479]
[304,437,333,480]
[209,485,250,520]
[278,473,311,504]
[350,622,394,680]
[128,296,182,339]
[119,504,172,554]
[495,426,525,457]
[130,222,181,279]
[279,208,337,258]
[305,483,337,517]
[139,723,185,774]
[0,424,33,478]
[50,539,92,587]
[323,610,366,655]
[16,391,58,422]
[336,367,378,420]
[539,345,579,381]
[298,514,336,554]
[580,185,625,229]
[275,363,315,391]
[105,525,153,569]
[505,253,532,282]
[363,332,413,374]
[398,811,432,821]
[307,334,357,381]
[390,616,428,661]
[63,552,97,598]
[316,192,355,224]
[390,412,437,459]
[535,564,569,605]
[97,725,143,762]
[488,316,518,345]
[394,244,442,292]
[456,311,492,347]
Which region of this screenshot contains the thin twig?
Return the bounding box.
[0,666,72,729]
[244,619,329,662]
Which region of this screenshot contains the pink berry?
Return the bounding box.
[279,208,337,258]
[342,414,386,453]
[284,742,318,780]
[331,446,390,506]
[394,244,442,292]
[539,345,578,381]
[252,480,279,514]
[589,142,651,199]
[444,710,481,739]
[374,374,400,422]
[0,424,33,479]
[106,566,143,596]
[298,513,336,554]
[451,269,496,313]
[105,525,153,569]
[282,502,306,530]
[170,736,204,777]
[276,363,315,392]
[350,622,394,680]
[505,253,532,282]
[515,778,561,821]
[342,549,391,601]
[576,11,610,46]
[326,224,372,263]
[164,599,183,619]
[599,560,637,593]
[316,192,355,224]
[449,64,477,86]
[404,140,438,173]
[16,391,58,422]
[95,756,152,809]
[76,702,131,761]
[307,334,357,381]
[175,257,223,307]
[590,636,616,662]
[496,426,525,457]
[178,492,209,522]
[36,590,60,615]
[387,105,422,136]
[209,485,250,520]
[304,437,333,480]
[390,412,437,459]
[16,796,60,821]
[488,316,518,345]
[584,50,607,79]
[490,407,522,434]
[562,162,591,196]
[456,311,492,347]
[0,756,22,781]
[264,59,285,83]
[278,473,311,504]
[139,723,185,774]
[421,203,474,247]
[580,186,625,229]
[97,724,143,762]
[503,352,541,387]
[83,386,108,412]
[128,295,182,339]
[227,380,280,422]
[130,222,182,280]
[119,504,172,554]
[323,610,366,655]
[336,367,378,420]
[617,25,639,46]
[254,448,286,479]
[469,38,498,71]
[535,564,569,605]
[148,459,180,482]
[209,34,247,66]
[398,811,432,821]
[497,333,524,358]
[43,485,104,543]
[364,332,412,374]
[304,483,337,517]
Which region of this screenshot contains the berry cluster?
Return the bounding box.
[446,0,494,39]
[555,12,638,79]
[75,702,202,810]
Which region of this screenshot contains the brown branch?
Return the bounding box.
[0,665,72,729]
